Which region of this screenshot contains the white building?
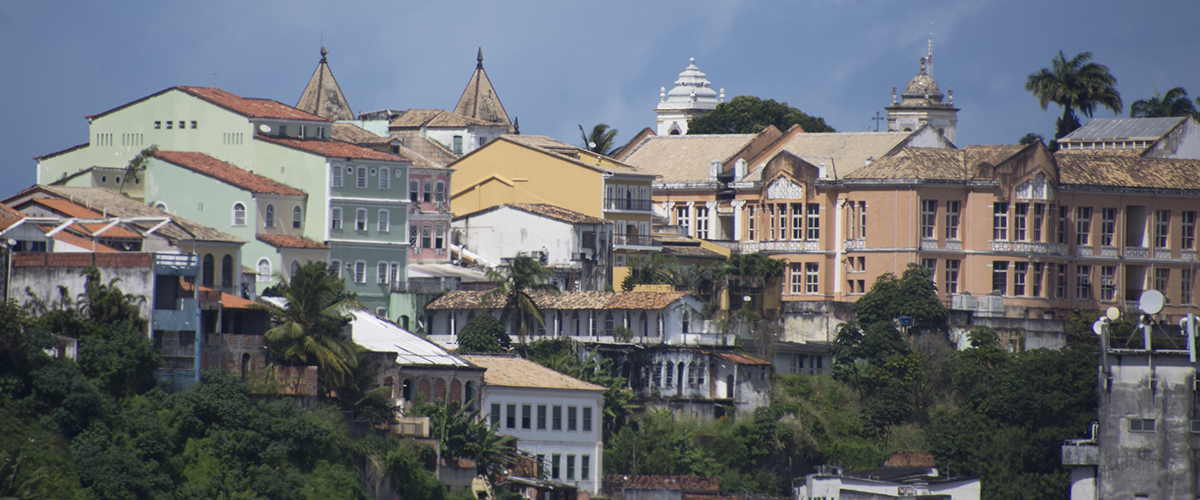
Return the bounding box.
[655,58,724,136]
[886,57,959,145]
[453,203,613,291]
[796,466,980,500]
[458,354,605,495]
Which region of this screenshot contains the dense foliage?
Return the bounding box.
[688,95,835,135]
[1025,51,1122,141]
[456,314,511,354]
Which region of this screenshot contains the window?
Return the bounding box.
[1076,207,1092,246]
[154,121,161,129]
[292,206,303,229]
[552,406,562,430]
[278,124,286,136]
[790,203,803,240]
[1101,266,1116,301]
[257,259,272,282]
[766,205,776,239]
[747,206,756,240]
[790,265,803,294]
[409,180,419,201]
[582,407,592,432]
[922,258,937,277]
[805,263,819,294]
[1155,210,1171,248]
[777,205,787,240]
[288,260,299,279]
[1179,211,1198,251]
[807,203,820,240]
[604,312,614,336]
[1032,204,1045,242]
[945,260,960,294]
[581,455,590,481]
[1014,203,1028,241]
[506,404,516,429]
[423,181,433,202]
[993,203,1009,240]
[409,225,419,248]
[354,261,366,283]
[1129,418,1156,432]
[1032,262,1044,297]
[202,254,215,288]
[422,225,432,249]
[536,455,545,478]
[921,199,937,238]
[566,455,575,480]
[378,210,390,232]
[551,454,561,479]
[221,255,233,289]
[356,167,368,188]
[567,406,577,431]
[676,206,690,234]
[330,260,342,279]
[377,262,389,284]
[331,207,343,230]
[1057,206,1069,244]
[1183,269,1195,304]
[992,261,1008,295]
[696,206,710,239]
[537,405,547,430]
[521,404,531,429]
[264,204,276,228]
[1014,262,1027,296]
[435,181,445,202]
[379,168,390,189]
[356,209,367,231]
[1101,208,1116,246]
[490,403,501,426]
[945,201,960,239]
[332,165,343,187]
[453,135,463,155]
[232,202,246,226]
[1155,268,1170,297]
[435,226,445,249]
[857,201,868,239]
[1056,264,1068,299]
[1076,265,1092,300]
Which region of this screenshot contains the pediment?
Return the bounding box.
[766,177,804,200]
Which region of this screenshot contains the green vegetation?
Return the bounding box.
[261,261,360,395]
[1025,51,1122,141]
[484,252,559,353]
[456,314,511,354]
[688,95,835,135]
[1131,86,1199,120]
[579,123,619,156]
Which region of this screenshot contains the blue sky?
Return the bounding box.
[2,0,1198,198]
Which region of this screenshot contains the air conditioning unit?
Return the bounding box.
[571,252,583,261]
[500,257,514,266]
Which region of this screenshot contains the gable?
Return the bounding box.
[766,177,804,200]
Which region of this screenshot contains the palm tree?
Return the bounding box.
[261,261,360,393]
[1025,51,1123,140]
[579,124,619,156]
[1131,87,1199,119]
[483,253,558,353]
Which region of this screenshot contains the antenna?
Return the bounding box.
[212,71,218,89]
[927,18,934,77]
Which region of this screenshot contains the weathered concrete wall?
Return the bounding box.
[948,316,1066,351]
[11,252,156,322]
[779,300,856,343]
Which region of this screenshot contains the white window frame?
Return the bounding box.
[378,209,390,232]
[356,166,368,188]
[390,262,401,284]
[379,167,390,189]
[354,261,367,283]
[292,205,303,229]
[332,165,343,187]
[256,258,272,282]
[264,203,276,228]
[356,208,368,231]
[805,262,819,294]
[378,262,389,284]
[331,207,343,230]
[232,202,247,227]
[330,259,342,279]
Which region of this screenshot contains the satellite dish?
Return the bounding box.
[258,124,272,133]
[1106,307,1121,321]
[588,142,597,149]
[1093,319,1105,336]
[1139,290,1165,315]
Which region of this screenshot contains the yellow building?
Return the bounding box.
[448,134,660,285]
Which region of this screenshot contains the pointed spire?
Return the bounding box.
[513,117,520,135]
[453,48,511,127]
[477,47,484,69]
[296,46,354,120]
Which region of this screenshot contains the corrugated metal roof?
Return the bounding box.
[348,310,470,367]
[1060,117,1185,141]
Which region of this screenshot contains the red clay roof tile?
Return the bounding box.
[255,234,330,249]
[154,151,305,196]
[256,136,409,162]
[176,86,331,122]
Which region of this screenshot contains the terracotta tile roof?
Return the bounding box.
[618,134,759,183]
[1056,147,1148,157]
[712,351,772,366]
[256,234,330,249]
[457,354,605,391]
[454,203,611,226]
[221,292,258,310]
[0,203,23,231]
[26,198,142,239]
[176,86,331,122]
[452,55,512,126]
[846,145,1028,182]
[256,136,408,162]
[34,142,89,161]
[603,475,720,493]
[49,230,118,252]
[331,123,391,145]
[389,108,497,128]
[1055,153,1200,190]
[661,245,724,259]
[28,186,243,244]
[770,131,916,179]
[427,290,691,311]
[154,151,305,196]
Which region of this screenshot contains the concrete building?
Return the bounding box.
[453,203,613,292]
[458,354,606,495]
[1057,116,1200,159]
[654,57,724,136]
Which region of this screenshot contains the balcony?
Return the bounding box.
[990,240,1069,255]
[614,234,659,249]
[1155,249,1172,260]
[946,239,963,251]
[742,240,819,253]
[604,198,653,212]
[1125,247,1150,259]
[843,238,865,251]
[920,238,938,250]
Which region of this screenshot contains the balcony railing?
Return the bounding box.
[920,238,939,250]
[742,240,819,253]
[614,234,659,247]
[604,198,653,212]
[843,238,865,251]
[946,239,963,251]
[1125,247,1149,259]
[989,240,1069,255]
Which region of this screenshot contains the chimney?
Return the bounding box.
[734,159,747,180]
[709,160,721,182]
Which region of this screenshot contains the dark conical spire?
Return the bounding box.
[513,117,520,135]
[296,46,354,120]
[453,48,511,127]
[476,47,484,69]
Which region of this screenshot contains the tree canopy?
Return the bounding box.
[261,261,360,394]
[579,123,619,156]
[1024,51,1122,141]
[456,314,511,354]
[687,95,835,135]
[483,252,559,352]
[1130,86,1199,119]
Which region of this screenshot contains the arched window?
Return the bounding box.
[221,255,233,288]
[410,225,419,248]
[687,362,697,387]
[292,206,303,229]
[202,253,215,287]
[391,262,401,284]
[290,260,300,279]
[232,202,246,226]
[257,258,271,282]
[423,180,433,202]
[400,315,410,330]
[155,201,169,212]
[654,362,663,387]
[402,379,414,400]
[331,207,343,230]
[435,181,446,202]
[240,353,251,380]
[665,361,674,387]
[379,168,390,189]
[410,180,420,201]
[604,312,614,336]
[682,310,690,333]
[264,204,276,228]
[677,363,686,395]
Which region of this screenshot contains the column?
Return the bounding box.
[731,200,745,242]
[686,201,696,238]
[834,198,846,295]
[705,201,718,240]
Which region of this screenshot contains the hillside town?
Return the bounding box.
[4,37,1200,500]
